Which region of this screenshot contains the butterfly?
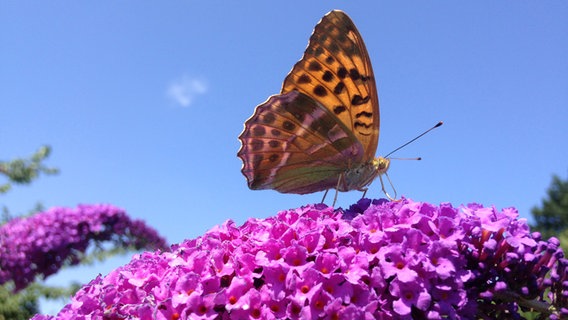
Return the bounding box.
[238,10,394,205]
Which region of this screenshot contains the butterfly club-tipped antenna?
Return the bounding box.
[384,121,444,159]
[379,121,444,201]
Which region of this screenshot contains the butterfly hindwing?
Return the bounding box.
[281,10,379,161]
[238,90,365,194]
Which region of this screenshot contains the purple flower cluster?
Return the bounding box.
[0,204,168,291]
[31,199,567,319]
[457,203,568,318]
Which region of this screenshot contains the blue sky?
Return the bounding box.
[2,1,568,314]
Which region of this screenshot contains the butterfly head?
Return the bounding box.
[372,156,398,201]
[373,157,390,176]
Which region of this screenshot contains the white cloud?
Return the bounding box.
[166,75,207,107]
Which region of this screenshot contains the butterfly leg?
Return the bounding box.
[321,189,330,204]
[361,188,368,198]
[331,173,346,207]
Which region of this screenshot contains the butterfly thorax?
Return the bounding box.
[341,157,390,192]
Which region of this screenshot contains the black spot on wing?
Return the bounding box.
[356,111,373,119]
[333,105,346,115]
[313,85,327,97]
[252,126,266,136]
[351,95,370,106]
[333,82,345,95]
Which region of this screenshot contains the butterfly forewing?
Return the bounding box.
[281,10,379,161]
[238,90,364,194]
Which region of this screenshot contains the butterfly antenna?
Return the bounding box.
[389,157,422,161]
[384,121,443,158]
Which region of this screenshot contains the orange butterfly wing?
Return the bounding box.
[281,10,379,161]
[238,10,380,194]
